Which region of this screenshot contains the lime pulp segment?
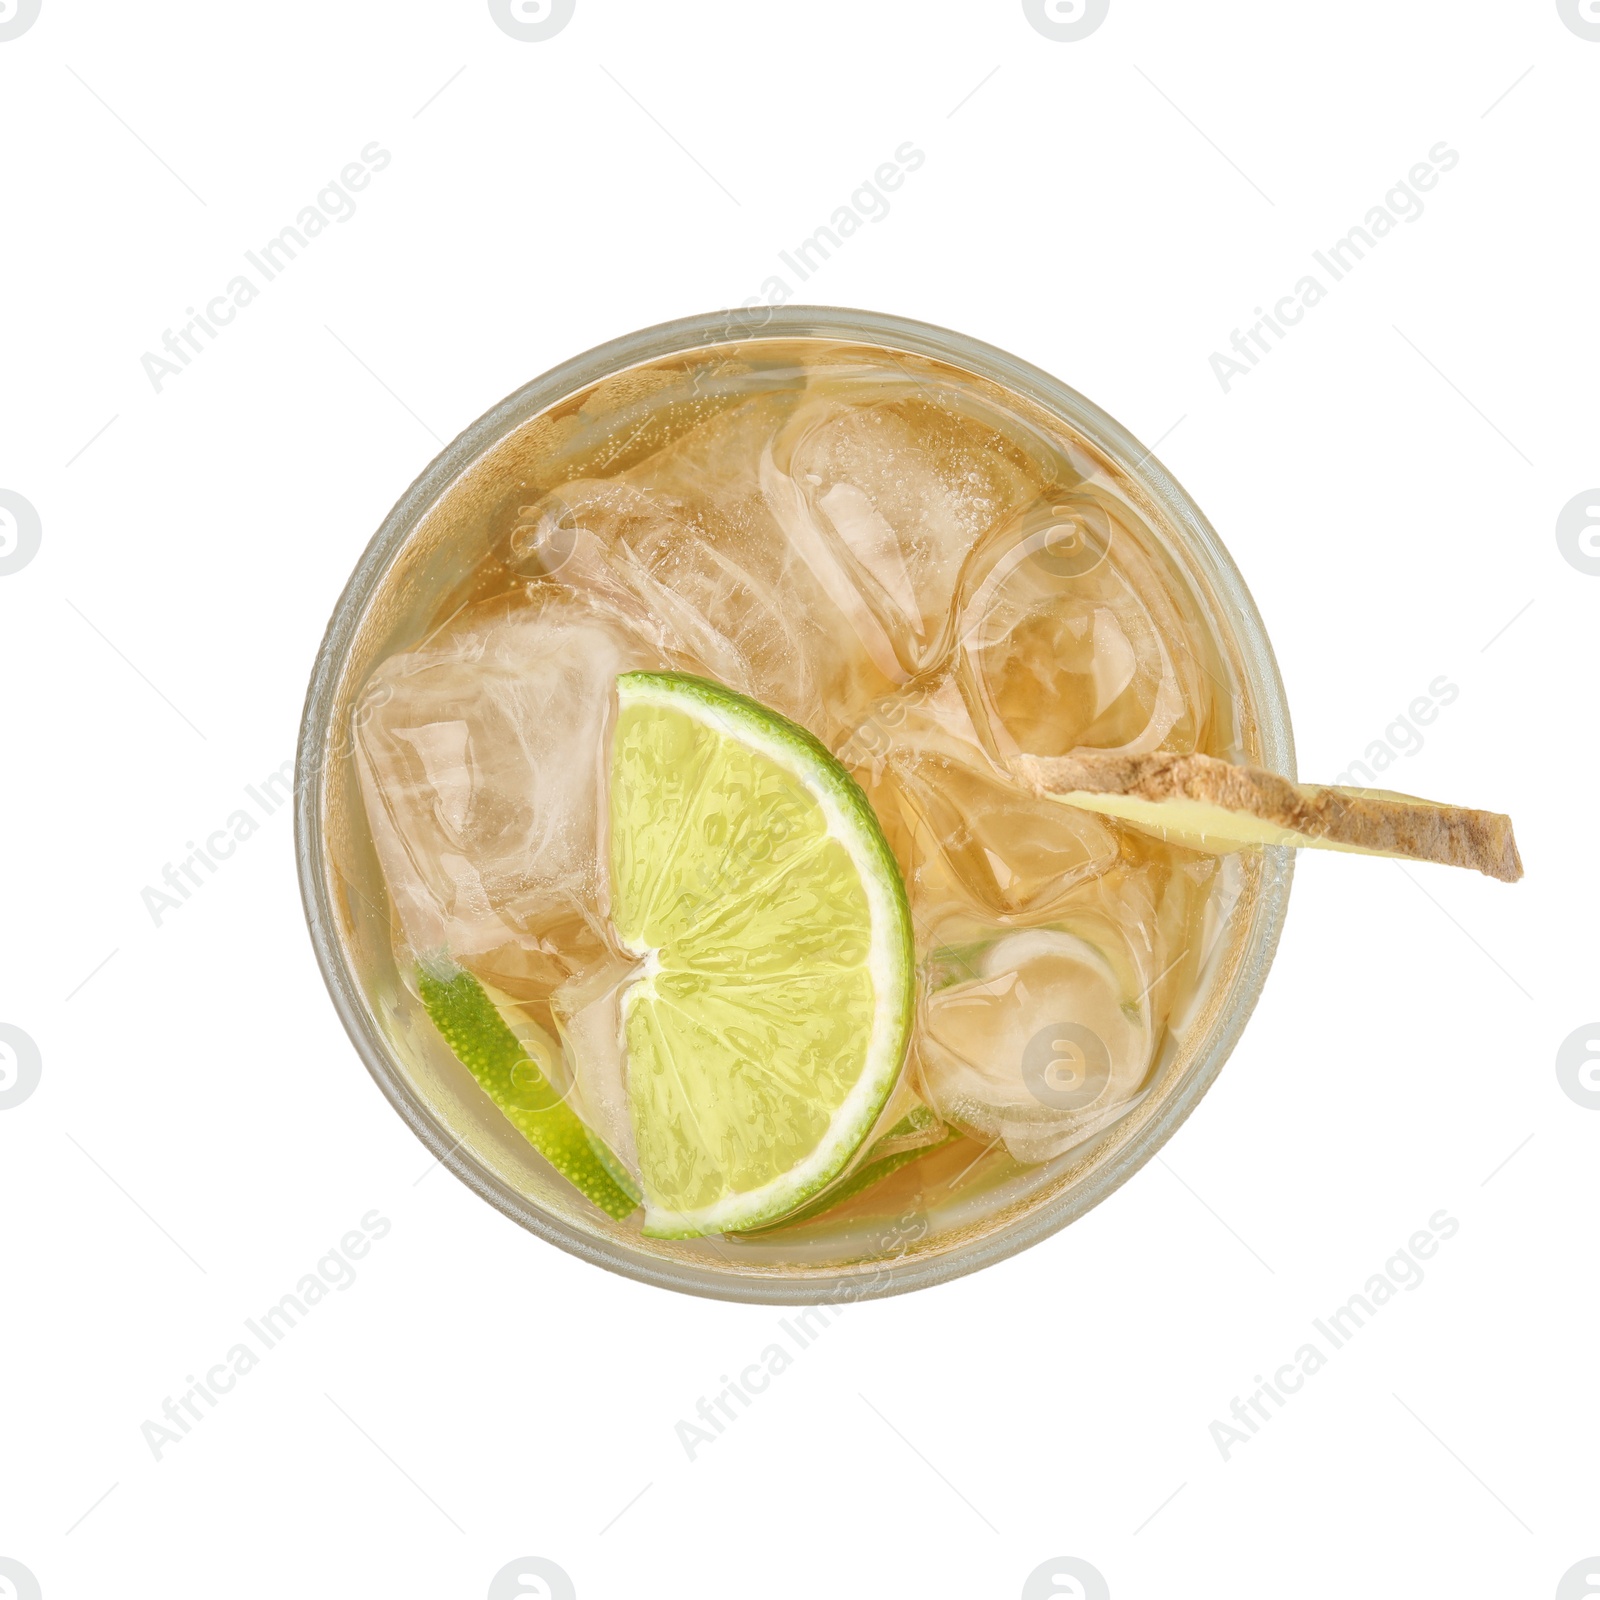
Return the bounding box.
[609,671,915,1237]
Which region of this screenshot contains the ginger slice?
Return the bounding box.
[1011,750,1522,883]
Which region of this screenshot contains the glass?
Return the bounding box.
[295,307,1295,1303]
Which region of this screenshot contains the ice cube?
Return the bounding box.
[354,586,660,991]
[879,756,1121,925]
[512,483,763,698]
[764,391,1048,676]
[915,863,1192,1163]
[524,396,906,744]
[840,670,1119,925]
[602,495,827,731]
[835,668,988,785]
[551,959,643,1184]
[956,494,1208,760]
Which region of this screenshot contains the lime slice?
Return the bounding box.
[417,965,641,1220]
[741,1123,963,1234]
[610,671,915,1237]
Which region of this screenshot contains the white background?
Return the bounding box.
[2,3,1595,1597]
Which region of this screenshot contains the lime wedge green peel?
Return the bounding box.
[610,671,916,1238]
[742,1125,963,1234]
[417,965,640,1220]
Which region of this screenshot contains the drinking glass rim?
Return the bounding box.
[295,304,1296,1303]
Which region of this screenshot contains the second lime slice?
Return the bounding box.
[610,671,915,1237]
